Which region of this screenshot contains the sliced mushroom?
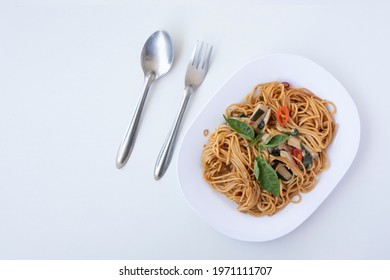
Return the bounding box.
[262,108,271,125]
[249,104,269,131]
[302,143,319,159]
[256,108,271,131]
[261,133,271,143]
[287,137,301,149]
[250,104,267,121]
[275,164,293,181]
[280,150,299,169]
[278,142,289,152]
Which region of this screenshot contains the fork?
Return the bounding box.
[154,41,213,180]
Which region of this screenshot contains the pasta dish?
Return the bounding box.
[201,81,336,216]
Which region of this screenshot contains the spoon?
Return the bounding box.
[116,30,174,169]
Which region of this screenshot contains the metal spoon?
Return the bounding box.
[116,30,174,169]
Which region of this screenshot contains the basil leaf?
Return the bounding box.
[254,157,261,180]
[223,115,255,140]
[262,135,289,149]
[249,133,264,146]
[254,156,280,197]
[257,145,263,154]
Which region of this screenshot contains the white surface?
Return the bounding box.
[178,54,360,242]
[0,0,389,259]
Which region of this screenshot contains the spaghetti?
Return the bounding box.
[201,81,336,216]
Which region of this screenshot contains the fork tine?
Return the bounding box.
[194,41,204,68]
[185,40,212,89]
[202,44,213,70]
[190,41,199,65]
[200,43,208,69]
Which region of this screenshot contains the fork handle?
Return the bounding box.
[154,86,193,180]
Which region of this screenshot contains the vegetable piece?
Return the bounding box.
[288,138,318,167]
[231,117,250,125]
[249,132,264,146]
[223,114,255,140]
[291,147,303,164]
[288,137,301,150]
[260,134,289,149]
[302,143,319,160]
[254,156,280,197]
[288,136,318,160]
[300,144,314,169]
[263,108,271,124]
[254,157,261,180]
[281,81,290,89]
[275,164,293,181]
[271,147,281,156]
[302,151,313,169]
[276,106,289,126]
[231,113,247,117]
[280,150,299,169]
[250,107,265,122]
[257,120,265,130]
[249,104,269,130]
[250,104,268,121]
[282,128,299,136]
[256,108,271,132]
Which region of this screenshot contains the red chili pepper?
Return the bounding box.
[291,147,303,164]
[276,106,289,126]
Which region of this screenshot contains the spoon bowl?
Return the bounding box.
[141,31,174,79]
[116,30,174,169]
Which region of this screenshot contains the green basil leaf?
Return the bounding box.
[223,115,255,140]
[262,135,289,149]
[254,156,280,197]
[249,133,264,146]
[254,157,261,181]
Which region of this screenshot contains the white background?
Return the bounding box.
[0,0,389,259]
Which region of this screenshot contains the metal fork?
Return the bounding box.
[154,41,213,180]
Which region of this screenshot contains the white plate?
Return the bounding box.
[177,53,360,242]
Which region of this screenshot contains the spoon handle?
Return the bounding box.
[154,86,193,180]
[116,72,156,168]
